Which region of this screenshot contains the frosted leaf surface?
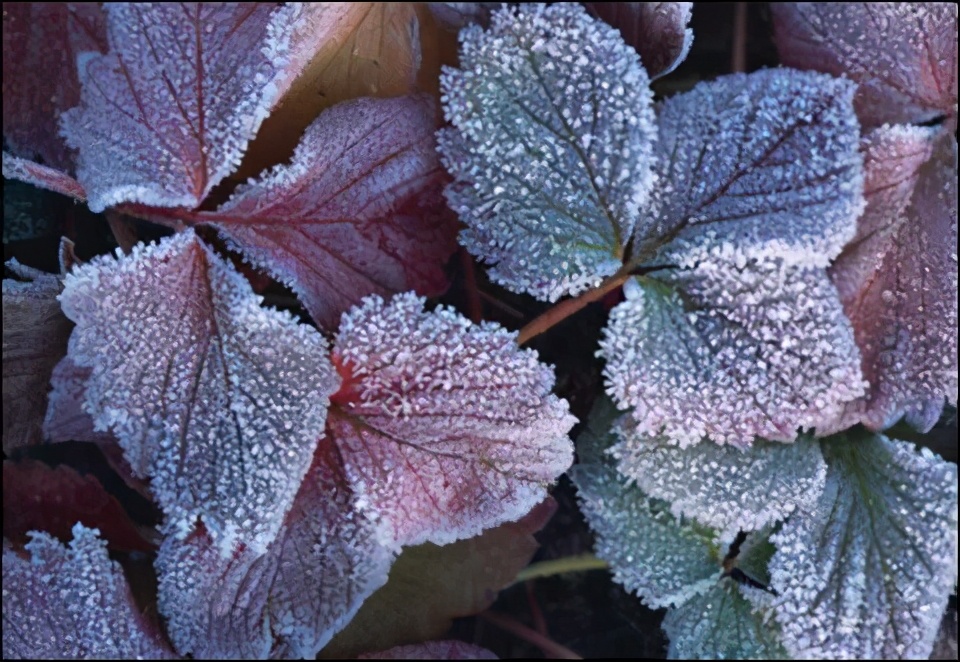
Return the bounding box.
[157,445,393,659]
[2,524,174,659]
[633,69,863,270]
[43,356,112,444]
[439,3,656,301]
[360,640,498,659]
[600,263,865,447]
[663,582,789,660]
[329,292,575,548]
[613,425,826,537]
[2,264,71,453]
[59,230,339,553]
[571,399,721,608]
[830,130,958,432]
[588,2,693,79]
[201,95,455,329]
[2,2,106,171]
[772,3,958,127]
[2,152,86,201]
[769,432,959,659]
[60,3,305,212]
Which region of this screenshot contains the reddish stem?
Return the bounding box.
[478,610,581,659]
[731,2,748,73]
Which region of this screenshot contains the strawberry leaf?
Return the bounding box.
[588,2,693,80]
[59,231,339,553]
[2,151,86,201]
[438,3,657,301]
[2,524,174,659]
[328,293,575,548]
[199,95,456,329]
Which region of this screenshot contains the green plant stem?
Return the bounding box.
[512,553,610,585]
[478,611,582,659]
[516,267,631,345]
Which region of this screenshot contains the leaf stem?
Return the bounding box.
[511,553,610,585]
[478,611,582,659]
[517,267,631,345]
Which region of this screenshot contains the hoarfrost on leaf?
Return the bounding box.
[438,3,656,301]
[768,431,959,659]
[588,2,693,80]
[43,356,111,444]
[59,230,340,554]
[329,292,575,548]
[360,640,498,659]
[2,523,174,659]
[2,151,86,201]
[600,262,865,447]
[613,425,826,537]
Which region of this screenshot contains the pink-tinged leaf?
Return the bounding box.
[600,262,866,447]
[2,2,106,171]
[43,356,112,444]
[329,293,575,548]
[772,3,958,127]
[829,129,958,433]
[2,151,86,201]
[60,3,310,212]
[2,263,71,454]
[428,3,499,31]
[3,460,153,553]
[198,95,457,329]
[360,640,498,659]
[589,2,693,79]
[634,69,864,270]
[2,524,175,659]
[157,444,393,659]
[59,230,340,553]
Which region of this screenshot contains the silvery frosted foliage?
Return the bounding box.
[613,422,826,538]
[1,151,87,201]
[588,3,693,80]
[772,3,958,128]
[439,3,657,301]
[2,524,174,659]
[359,640,498,659]
[329,293,575,548]
[662,583,788,660]
[60,3,306,212]
[768,432,959,659]
[156,446,393,659]
[58,231,340,554]
[600,262,865,447]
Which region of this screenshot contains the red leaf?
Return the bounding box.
[360,640,498,659]
[2,152,86,201]
[589,2,693,79]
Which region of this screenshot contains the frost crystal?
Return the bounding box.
[330,292,575,548]
[613,426,826,538]
[769,432,959,659]
[439,3,656,301]
[2,151,86,201]
[600,262,865,447]
[588,2,693,80]
[42,356,111,444]
[203,95,454,329]
[59,231,339,554]
[2,524,174,659]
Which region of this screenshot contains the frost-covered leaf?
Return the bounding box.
[600,263,865,447]
[199,95,456,329]
[588,2,693,79]
[329,292,574,548]
[633,69,863,270]
[613,424,826,537]
[772,3,959,127]
[2,523,174,659]
[360,640,498,659]
[663,582,789,660]
[59,230,339,553]
[60,3,312,212]
[571,400,722,608]
[428,3,500,31]
[439,3,656,301]
[323,500,554,659]
[157,444,393,659]
[2,263,71,454]
[2,2,106,171]
[2,151,85,201]
[769,432,959,659]
[830,129,958,432]
[42,356,112,444]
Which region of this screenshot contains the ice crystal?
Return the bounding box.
[588,2,693,80]
[1,151,85,201]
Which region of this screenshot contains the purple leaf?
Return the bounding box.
[588,2,693,79]
[157,444,393,659]
[198,95,457,329]
[59,230,340,554]
[772,3,958,127]
[43,356,112,444]
[2,2,107,172]
[2,152,86,202]
[2,524,174,659]
[829,128,958,432]
[328,293,575,548]
[427,3,500,31]
[600,262,865,447]
[60,3,313,212]
[360,640,498,659]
